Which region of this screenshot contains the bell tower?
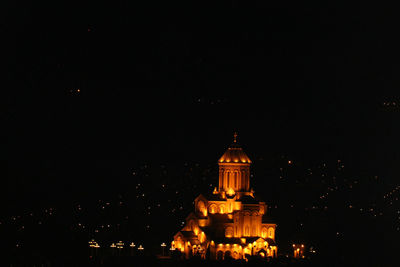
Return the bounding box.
[218,132,252,193]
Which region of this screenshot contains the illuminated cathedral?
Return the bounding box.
[171,133,277,260]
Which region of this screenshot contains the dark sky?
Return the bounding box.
[3,2,400,205]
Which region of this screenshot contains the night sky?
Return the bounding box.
[3,2,400,265]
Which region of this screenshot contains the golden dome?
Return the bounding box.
[218,133,252,164]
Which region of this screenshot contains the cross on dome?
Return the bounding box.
[218,133,251,164]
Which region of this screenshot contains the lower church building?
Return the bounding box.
[171,134,278,260]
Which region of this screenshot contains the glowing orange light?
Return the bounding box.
[171,137,278,260]
[202,209,207,216]
[219,205,225,214]
[227,188,235,196]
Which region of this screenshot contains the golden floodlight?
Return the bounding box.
[171,135,278,260]
[227,188,235,196]
[202,209,208,216]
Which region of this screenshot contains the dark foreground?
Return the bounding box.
[5,256,398,267]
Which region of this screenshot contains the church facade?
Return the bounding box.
[171,134,277,260]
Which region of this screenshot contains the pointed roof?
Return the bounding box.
[218,132,252,164]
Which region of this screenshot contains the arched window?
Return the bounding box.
[224,250,231,259]
[209,204,217,214]
[234,171,238,189]
[241,170,246,189]
[261,227,268,238]
[226,171,230,188]
[219,204,225,214]
[217,250,224,260]
[268,227,275,239]
[225,226,234,237]
[219,169,224,189]
[233,251,238,259]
